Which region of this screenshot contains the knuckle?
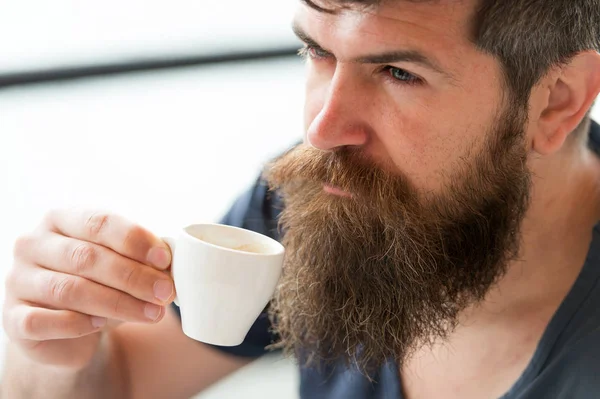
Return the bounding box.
[69,243,98,275]
[121,224,145,252]
[85,212,111,239]
[4,267,19,292]
[4,266,24,298]
[12,234,35,259]
[20,309,40,338]
[47,274,75,304]
[41,209,59,227]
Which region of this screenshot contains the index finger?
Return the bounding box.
[42,209,171,270]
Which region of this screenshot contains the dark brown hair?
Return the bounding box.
[302,0,600,139]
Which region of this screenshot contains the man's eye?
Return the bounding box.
[384,67,421,86]
[298,45,331,60]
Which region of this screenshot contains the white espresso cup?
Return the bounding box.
[163,224,285,346]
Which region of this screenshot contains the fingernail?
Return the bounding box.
[91,317,107,328]
[153,280,173,302]
[147,247,170,269]
[144,304,162,321]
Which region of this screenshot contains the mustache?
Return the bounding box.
[264,144,418,206]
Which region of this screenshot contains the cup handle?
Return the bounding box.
[161,237,180,307]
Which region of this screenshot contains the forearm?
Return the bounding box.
[1,333,129,399]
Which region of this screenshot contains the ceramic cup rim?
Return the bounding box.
[182,223,285,257]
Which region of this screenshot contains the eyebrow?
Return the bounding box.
[292,22,454,79]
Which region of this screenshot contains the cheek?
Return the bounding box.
[378,107,471,191]
[381,114,439,185]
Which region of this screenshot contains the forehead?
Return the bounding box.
[294,0,480,71]
[300,0,477,27]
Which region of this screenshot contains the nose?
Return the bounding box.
[306,68,370,151]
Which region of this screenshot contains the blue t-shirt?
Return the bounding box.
[174,121,600,398]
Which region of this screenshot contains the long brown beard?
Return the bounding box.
[263,105,531,375]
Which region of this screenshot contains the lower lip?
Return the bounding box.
[323,184,353,198]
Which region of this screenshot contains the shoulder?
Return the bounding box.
[220,176,283,241]
[525,330,600,398]
[518,234,600,397]
[529,264,600,397]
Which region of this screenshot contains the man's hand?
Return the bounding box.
[3,209,175,370]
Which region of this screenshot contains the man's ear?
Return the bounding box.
[533,51,600,156]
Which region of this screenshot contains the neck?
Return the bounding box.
[472,144,600,320]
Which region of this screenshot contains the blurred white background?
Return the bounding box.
[0,0,298,73]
